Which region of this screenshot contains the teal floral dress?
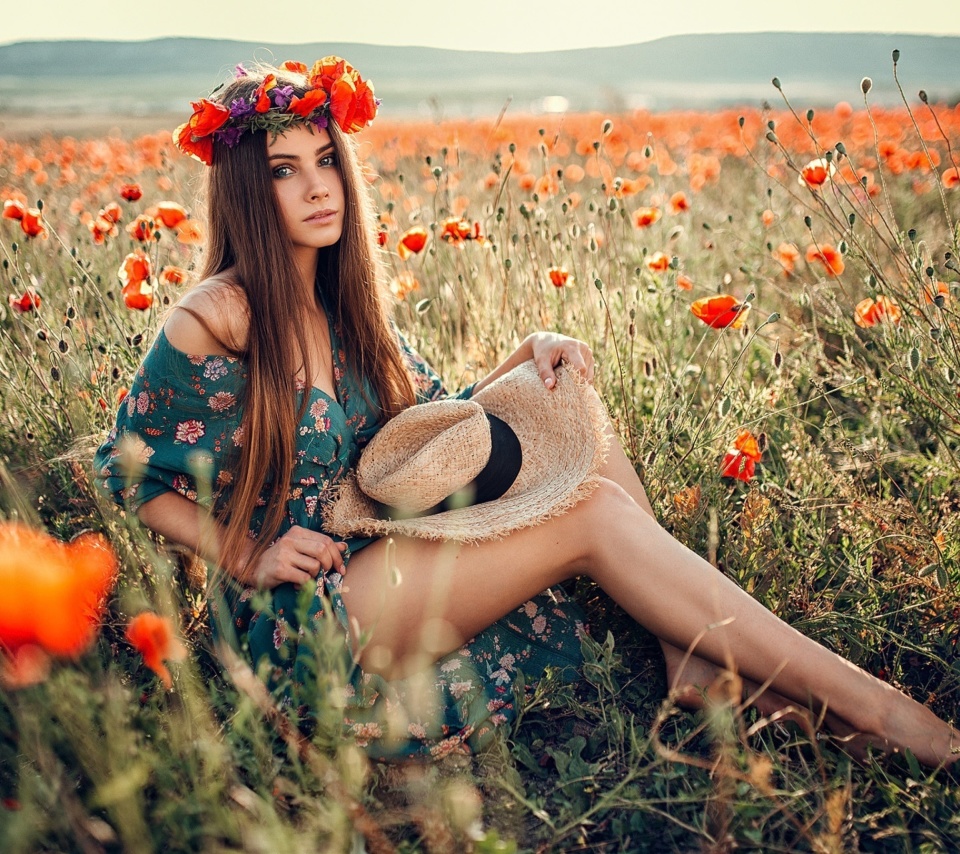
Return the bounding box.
[94,320,587,759]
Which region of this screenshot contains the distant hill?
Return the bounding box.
[0,33,957,122]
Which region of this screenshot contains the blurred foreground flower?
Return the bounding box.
[548,266,571,288]
[854,295,902,327]
[632,206,661,228]
[0,523,118,687]
[126,612,187,690]
[721,429,763,482]
[690,294,750,329]
[942,166,960,189]
[389,271,419,300]
[8,289,41,313]
[806,243,845,276]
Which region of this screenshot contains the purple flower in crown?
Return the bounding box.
[271,85,295,110]
[309,113,329,131]
[234,64,249,79]
[216,125,245,148]
[229,98,256,121]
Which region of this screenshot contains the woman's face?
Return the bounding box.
[268,125,345,257]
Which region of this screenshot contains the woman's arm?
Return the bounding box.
[471,331,595,395]
[137,491,346,589]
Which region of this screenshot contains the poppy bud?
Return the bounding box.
[771,77,781,90]
[892,49,900,63]
[919,90,928,104]
[861,77,872,94]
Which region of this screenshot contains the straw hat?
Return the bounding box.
[326,359,610,543]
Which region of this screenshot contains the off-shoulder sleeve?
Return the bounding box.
[93,329,247,512]
[395,328,475,403]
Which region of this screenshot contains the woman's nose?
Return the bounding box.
[307,172,330,200]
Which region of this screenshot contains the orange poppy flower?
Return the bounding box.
[632,206,661,228]
[175,219,203,245]
[761,209,776,228]
[548,266,572,288]
[690,294,751,329]
[388,271,420,300]
[289,88,328,118]
[440,216,484,245]
[152,201,188,229]
[88,214,118,244]
[799,158,835,188]
[943,166,960,189]
[645,251,670,273]
[924,281,950,304]
[8,290,41,313]
[118,249,152,286]
[772,242,800,275]
[119,183,143,202]
[676,273,694,291]
[0,523,118,667]
[854,295,901,328]
[668,191,690,214]
[397,225,429,259]
[732,429,762,462]
[159,266,187,286]
[2,199,26,220]
[563,163,585,184]
[806,243,845,276]
[125,611,186,690]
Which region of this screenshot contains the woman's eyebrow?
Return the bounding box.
[268,143,335,161]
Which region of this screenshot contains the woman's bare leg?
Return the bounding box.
[340,478,959,767]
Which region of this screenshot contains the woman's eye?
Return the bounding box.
[319,154,337,168]
[272,165,294,178]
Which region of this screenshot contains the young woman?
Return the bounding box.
[95,59,959,765]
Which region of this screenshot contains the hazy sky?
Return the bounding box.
[3,0,959,51]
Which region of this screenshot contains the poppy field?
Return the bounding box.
[2,59,960,851]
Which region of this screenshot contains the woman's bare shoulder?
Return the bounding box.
[163,275,249,355]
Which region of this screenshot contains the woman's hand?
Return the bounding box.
[528,331,595,390]
[239,525,347,589]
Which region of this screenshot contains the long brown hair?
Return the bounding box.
[194,67,416,575]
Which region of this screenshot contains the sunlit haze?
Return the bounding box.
[3,0,959,51]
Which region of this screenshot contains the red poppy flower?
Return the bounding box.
[253,74,278,113]
[2,199,26,220]
[924,281,950,304]
[645,251,670,273]
[118,249,152,286]
[122,280,154,311]
[720,451,756,482]
[806,243,845,276]
[8,290,41,313]
[19,208,46,239]
[397,225,429,259]
[377,225,389,247]
[289,88,328,118]
[389,272,420,300]
[799,158,835,188]
[159,266,187,286]
[152,202,188,229]
[761,209,776,228]
[119,183,143,202]
[309,57,377,133]
[125,612,186,690]
[676,273,694,291]
[854,295,902,327]
[174,98,231,165]
[632,206,661,228]
[88,214,118,244]
[439,217,484,245]
[126,214,158,242]
[691,294,751,329]
[280,60,309,74]
[100,202,122,224]
[941,166,959,189]
[548,266,571,288]
[175,219,203,245]
[0,523,118,666]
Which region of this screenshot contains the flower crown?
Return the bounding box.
[174,57,378,166]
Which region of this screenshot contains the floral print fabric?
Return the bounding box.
[95,321,587,759]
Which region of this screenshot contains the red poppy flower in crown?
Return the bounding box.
[174,57,379,166]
